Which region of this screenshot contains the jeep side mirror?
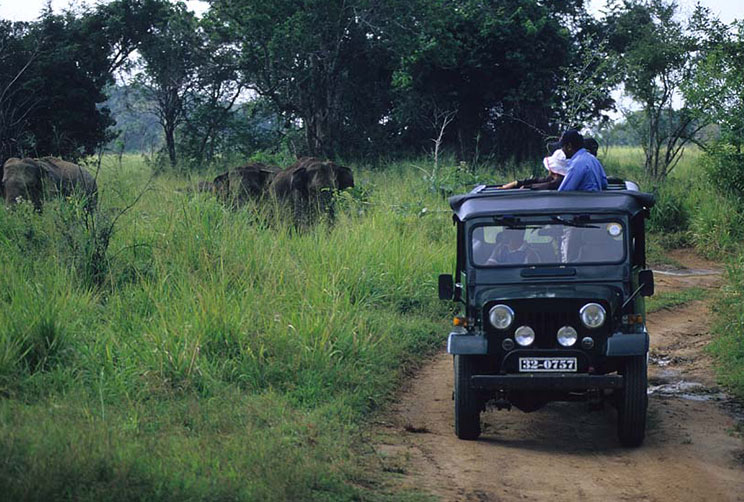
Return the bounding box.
[639,269,654,297]
[438,274,454,300]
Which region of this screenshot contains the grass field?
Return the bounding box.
[0,155,471,500]
[0,147,742,499]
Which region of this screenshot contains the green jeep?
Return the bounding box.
[438,181,655,447]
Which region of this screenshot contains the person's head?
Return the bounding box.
[543,148,569,176]
[506,229,525,250]
[583,137,599,156]
[559,129,584,158]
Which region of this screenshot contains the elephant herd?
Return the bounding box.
[195,157,355,223]
[1,157,98,211]
[1,155,354,225]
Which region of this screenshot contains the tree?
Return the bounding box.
[0,1,169,164]
[0,21,40,163]
[133,2,202,167]
[606,0,713,179]
[383,0,606,162]
[684,15,744,151]
[175,20,244,166]
[208,0,394,157]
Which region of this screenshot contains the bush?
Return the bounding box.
[703,144,744,200]
[647,180,691,234]
[708,253,744,399]
[688,183,744,258]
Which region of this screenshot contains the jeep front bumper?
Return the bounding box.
[470,373,624,390]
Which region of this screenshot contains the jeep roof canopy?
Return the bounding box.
[449,185,655,222]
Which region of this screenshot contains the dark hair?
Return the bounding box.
[559,129,583,149]
[583,137,599,156]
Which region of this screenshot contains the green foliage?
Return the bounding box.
[684,17,744,149]
[708,254,744,399]
[646,287,706,313]
[0,155,453,499]
[605,0,714,179]
[132,2,202,168]
[702,144,744,199]
[647,180,691,233]
[208,0,395,158]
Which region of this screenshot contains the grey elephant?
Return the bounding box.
[227,162,278,205]
[192,163,278,207]
[269,157,354,224]
[2,157,97,210]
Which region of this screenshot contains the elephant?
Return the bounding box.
[269,157,354,224]
[268,164,310,222]
[227,162,279,205]
[293,157,354,219]
[2,157,97,211]
[191,163,278,207]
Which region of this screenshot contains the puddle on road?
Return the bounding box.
[652,268,721,277]
[648,380,728,402]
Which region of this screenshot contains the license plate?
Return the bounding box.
[519,357,577,372]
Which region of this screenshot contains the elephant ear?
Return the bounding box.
[290,167,309,194]
[335,165,354,190]
[35,158,63,186]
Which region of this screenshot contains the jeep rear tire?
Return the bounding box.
[454,355,481,440]
[617,355,647,447]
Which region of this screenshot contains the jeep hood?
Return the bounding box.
[474,284,622,313]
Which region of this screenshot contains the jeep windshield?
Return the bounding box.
[471,220,625,266]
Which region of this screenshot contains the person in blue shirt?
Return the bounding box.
[556,129,607,191]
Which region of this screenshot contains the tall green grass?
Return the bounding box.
[708,254,744,400]
[2,147,741,499]
[0,155,467,500]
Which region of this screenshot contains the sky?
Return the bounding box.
[0,0,208,21]
[1,0,742,24]
[588,0,743,24]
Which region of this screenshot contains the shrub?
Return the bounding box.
[703,144,744,200]
[647,180,691,234]
[688,184,744,258]
[708,253,744,399]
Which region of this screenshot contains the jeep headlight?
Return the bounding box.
[514,326,535,346]
[488,304,514,330]
[580,303,606,329]
[557,326,578,347]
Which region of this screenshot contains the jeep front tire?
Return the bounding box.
[617,355,647,447]
[454,355,481,440]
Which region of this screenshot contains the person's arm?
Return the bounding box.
[529,174,563,190]
[557,165,584,191]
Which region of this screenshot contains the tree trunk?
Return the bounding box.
[164,122,177,167]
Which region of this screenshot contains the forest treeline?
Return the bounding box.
[0,0,742,177]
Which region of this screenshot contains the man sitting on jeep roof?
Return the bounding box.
[557,129,608,192]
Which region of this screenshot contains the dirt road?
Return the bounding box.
[374,251,744,501]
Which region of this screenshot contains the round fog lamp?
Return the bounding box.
[581,337,595,349]
[502,338,515,351]
[489,304,514,330]
[580,303,606,329]
[557,326,578,347]
[514,326,535,347]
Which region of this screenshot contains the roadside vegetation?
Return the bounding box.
[0,155,460,500]
[1,0,743,498]
[601,147,744,401]
[1,145,743,498]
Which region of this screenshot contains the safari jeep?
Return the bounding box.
[438,181,655,447]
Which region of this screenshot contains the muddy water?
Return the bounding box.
[372,251,744,501]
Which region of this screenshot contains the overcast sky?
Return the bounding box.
[0,0,208,21]
[1,0,742,24]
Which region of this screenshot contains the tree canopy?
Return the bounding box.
[0,0,738,169]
